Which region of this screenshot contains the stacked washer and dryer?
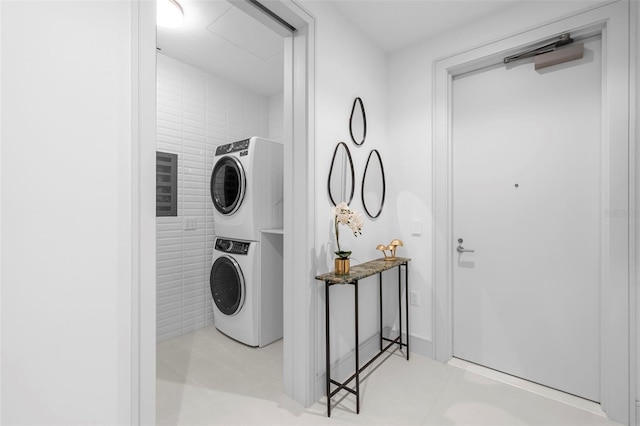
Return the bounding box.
[209,137,284,347]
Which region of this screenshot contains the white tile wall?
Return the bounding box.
[156,54,281,341]
[268,93,284,142]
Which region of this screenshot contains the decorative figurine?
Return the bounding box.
[376,239,404,261]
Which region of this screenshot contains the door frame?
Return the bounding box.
[432,2,635,424]
[130,1,316,424]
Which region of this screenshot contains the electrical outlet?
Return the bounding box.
[410,290,420,306]
[184,217,197,230]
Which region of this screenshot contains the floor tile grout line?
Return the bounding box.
[157,325,621,426]
[416,363,459,425]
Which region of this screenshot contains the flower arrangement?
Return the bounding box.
[332,202,363,259]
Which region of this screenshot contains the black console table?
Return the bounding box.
[315,257,411,417]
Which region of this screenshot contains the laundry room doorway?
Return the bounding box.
[433,3,632,424]
[134,0,316,423]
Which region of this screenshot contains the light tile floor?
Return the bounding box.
[157,326,622,425]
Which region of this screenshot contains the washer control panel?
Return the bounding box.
[215,238,250,255]
[215,138,250,156]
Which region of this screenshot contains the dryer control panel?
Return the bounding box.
[215,139,250,156]
[215,238,250,255]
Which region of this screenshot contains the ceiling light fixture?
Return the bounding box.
[157,0,184,28]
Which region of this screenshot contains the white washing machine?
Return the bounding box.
[209,237,283,347]
[210,137,283,241]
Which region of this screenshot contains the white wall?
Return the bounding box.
[387,0,637,423]
[1,1,133,424]
[296,0,402,395]
[156,54,281,341]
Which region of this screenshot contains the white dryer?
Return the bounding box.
[209,237,283,347]
[210,137,283,241]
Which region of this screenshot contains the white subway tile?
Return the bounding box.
[157,272,183,285]
[157,286,181,299]
[157,258,182,269]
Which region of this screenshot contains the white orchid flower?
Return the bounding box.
[332,202,364,257]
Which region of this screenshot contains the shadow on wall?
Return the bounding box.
[395,190,434,346]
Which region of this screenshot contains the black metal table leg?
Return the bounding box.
[354,279,360,414]
[325,280,331,417]
[405,263,410,360]
[398,265,403,352]
[379,272,383,351]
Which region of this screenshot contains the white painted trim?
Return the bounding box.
[433,2,632,424]
[410,337,433,359]
[385,327,434,359]
[0,2,3,421]
[630,2,639,425]
[597,3,632,422]
[132,0,157,424]
[432,60,453,363]
[281,0,316,406]
[449,358,608,417]
[129,4,139,423]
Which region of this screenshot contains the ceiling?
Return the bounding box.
[157,0,520,97]
[156,0,285,97]
[332,0,520,53]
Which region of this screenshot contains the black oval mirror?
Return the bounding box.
[349,97,367,146]
[361,149,385,218]
[328,142,355,206]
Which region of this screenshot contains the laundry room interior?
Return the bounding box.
[155,0,288,417]
[155,0,285,342]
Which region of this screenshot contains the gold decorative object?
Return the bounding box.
[335,258,350,275]
[376,239,404,261]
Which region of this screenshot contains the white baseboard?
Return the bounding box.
[314,329,434,400]
[450,358,607,417]
[384,326,434,359]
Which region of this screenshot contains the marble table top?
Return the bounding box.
[315,257,411,284]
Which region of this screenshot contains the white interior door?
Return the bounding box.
[452,35,602,402]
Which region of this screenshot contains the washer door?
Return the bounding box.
[210,156,246,215]
[210,256,245,316]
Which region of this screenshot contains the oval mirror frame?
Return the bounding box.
[349,97,367,146]
[361,149,386,218]
[327,142,355,206]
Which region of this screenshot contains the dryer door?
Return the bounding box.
[210,156,246,215]
[210,255,245,316]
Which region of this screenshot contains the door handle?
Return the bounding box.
[456,238,475,254]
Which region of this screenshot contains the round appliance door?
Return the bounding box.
[210,256,245,316]
[210,156,246,215]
